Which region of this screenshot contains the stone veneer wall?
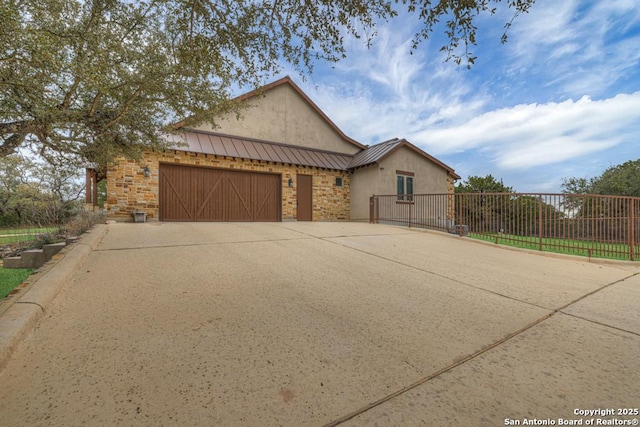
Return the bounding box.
[106,150,350,221]
[446,174,456,195]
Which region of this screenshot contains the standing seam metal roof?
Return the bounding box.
[347,137,460,179]
[165,130,354,171]
[347,138,402,169]
[164,130,459,179]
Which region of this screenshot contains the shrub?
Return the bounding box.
[28,232,61,249]
[1,210,106,258]
[60,209,106,238]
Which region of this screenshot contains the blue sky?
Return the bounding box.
[272,0,640,192]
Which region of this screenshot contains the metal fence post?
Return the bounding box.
[369,196,374,224]
[458,193,463,236]
[629,198,635,261]
[538,194,543,251]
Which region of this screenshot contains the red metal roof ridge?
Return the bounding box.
[368,137,402,147]
[346,138,402,169]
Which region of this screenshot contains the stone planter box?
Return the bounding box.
[133,211,147,223]
[3,242,68,269]
[447,224,469,236]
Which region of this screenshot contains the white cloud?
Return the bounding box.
[295,26,490,144]
[271,0,640,193]
[509,0,579,55]
[507,0,640,97]
[421,92,640,170]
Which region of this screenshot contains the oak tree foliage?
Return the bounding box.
[1,0,535,168]
[455,174,514,193]
[562,159,640,198]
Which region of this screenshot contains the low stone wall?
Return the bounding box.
[106,150,351,222]
[3,239,77,269]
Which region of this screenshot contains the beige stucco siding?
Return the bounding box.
[379,147,452,228]
[192,84,361,155]
[378,146,449,195]
[350,146,452,222]
[349,165,380,221]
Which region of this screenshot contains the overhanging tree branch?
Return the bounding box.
[1,0,535,167]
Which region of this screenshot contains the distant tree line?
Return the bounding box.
[559,159,640,241]
[562,159,640,198]
[453,174,560,236]
[453,160,640,242]
[0,155,84,227]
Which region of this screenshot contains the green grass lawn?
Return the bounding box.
[0,227,59,245]
[469,232,636,261]
[0,227,58,235]
[0,267,33,299]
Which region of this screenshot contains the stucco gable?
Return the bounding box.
[180,76,365,155]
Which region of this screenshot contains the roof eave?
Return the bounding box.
[347,161,378,171]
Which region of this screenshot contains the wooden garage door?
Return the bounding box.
[159,164,281,222]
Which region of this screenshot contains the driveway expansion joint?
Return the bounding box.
[557,311,640,337]
[322,260,639,425]
[95,236,314,252]
[553,272,638,312]
[323,311,558,427]
[286,226,554,312]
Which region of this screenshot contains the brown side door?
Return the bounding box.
[297,174,313,221]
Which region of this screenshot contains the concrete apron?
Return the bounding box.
[0,222,637,426]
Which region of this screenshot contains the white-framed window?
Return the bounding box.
[396,171,414,202]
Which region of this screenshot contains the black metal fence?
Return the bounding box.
[370,193,640,261]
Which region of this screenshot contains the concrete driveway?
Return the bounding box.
[0,222,638,426]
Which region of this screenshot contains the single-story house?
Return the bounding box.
[104,76,460,222]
